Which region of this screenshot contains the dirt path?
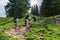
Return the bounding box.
[5,22,30,40]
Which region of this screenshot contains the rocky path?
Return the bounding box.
[5,22,30,40]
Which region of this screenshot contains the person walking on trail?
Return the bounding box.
[33,15,37,22]
[14,17,18,27]
[25,15,29,19]
[24,19,29,26]
[25,15,30,26]
[28,16,32,21]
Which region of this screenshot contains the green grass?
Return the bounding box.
[0,16,60,40]
[0,17,19,40]
[0,33,19,40]
[0,18,25,32]
[18,18,25,25]
[0,17,13,24]
[25,23,60,40]
[0,18,25,40]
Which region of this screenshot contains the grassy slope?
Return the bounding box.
[0,18,14,32]
[0,18,19,40]
[0,33,19,40]
[25,16,60,40]
[25,23,60,40]
[0,17,13,24]
[0,18,25,40]
[0,16,60,40]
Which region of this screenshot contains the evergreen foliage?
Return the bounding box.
[31,4,39,16]
[5,0,30,18]
[40,0,60,17]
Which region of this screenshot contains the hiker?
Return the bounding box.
[25,15,29,19]
[33,15,37,22]
[24,19,29,26]
[14,17,18,27]
[28,16,32,21]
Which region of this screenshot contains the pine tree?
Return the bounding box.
[5,0,30,18]
[35,4,39,16]
[40,0,60,17]
[31,4,39,16]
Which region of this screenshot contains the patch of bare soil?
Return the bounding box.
[5,23,30,40]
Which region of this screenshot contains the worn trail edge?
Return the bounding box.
[4,22,30,40]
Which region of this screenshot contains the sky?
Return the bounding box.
[0,0,42,17]
[30,0,42,6]
[28,0,43,13]
[0,0,9,17]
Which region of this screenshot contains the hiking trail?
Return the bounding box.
[5,22,30,40]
